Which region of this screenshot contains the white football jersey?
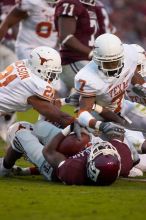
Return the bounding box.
[75,44,138,113]
[0,59,55,113]
[15,0,57,58]
[126,60,146,105]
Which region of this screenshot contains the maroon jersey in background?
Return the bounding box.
[55,0,111,65]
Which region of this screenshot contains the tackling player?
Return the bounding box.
[0,46,83,141]
[74,33,146,133]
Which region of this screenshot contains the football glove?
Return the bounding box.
[65,92,80,107]
[99,122,125,138]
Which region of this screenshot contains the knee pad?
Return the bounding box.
[7,121,33,147]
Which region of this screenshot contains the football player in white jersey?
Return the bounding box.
[74,33,146,133]
[126,44,146,105]
[0,0,64,141]
[0,0,58,59]
[0,46,80,141]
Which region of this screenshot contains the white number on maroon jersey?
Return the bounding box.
[62,3,75,16]
[101,8,111,32]
[88,19,98,47]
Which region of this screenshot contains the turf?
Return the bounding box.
[0,107,146,220]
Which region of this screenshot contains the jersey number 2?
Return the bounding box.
[0,66,17,87]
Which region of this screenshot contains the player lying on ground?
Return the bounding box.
[0,119,143,184]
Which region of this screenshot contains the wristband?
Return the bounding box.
[77,111,94,127]
[142,83,146,88]
[95,121,102,130]
[60,98,67,106]
[61,125,71,136]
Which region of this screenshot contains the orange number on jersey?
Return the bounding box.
[112,92,125,113]
[36,22,52,38]
[43,85,55,100]
[79,79,86,91]
[0,65,17,87]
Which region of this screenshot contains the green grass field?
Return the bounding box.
[0,107,146,220]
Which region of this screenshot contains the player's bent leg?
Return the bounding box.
[125,105,146,132]
[124,131,140,166]
[124,129,145,153]
[32,120,61,146]
[7,121,33,147]
[11,129,45,168]
[12,128,54,181]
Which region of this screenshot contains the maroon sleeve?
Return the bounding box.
[57,158,86,185]
[110,140,133,177]
[95,2,111,34]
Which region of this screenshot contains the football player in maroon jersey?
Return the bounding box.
[0,120,134,185]
[54,0,114,95]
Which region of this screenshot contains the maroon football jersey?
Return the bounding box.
[0,0,16,40]
[110,139,133,177]
[55,0,111,64]
[55,136,133,184]
[57,148,90,185]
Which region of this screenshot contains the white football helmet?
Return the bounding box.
[131,44,146,76]
[28,46,62,85]
[80,0,96,6]
[93,33,124,80]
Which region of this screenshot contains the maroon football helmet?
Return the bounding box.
[80,0,96,6]
[87,141,121,185]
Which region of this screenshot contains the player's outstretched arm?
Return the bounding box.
[0,6,28,41]
[27,95,74,128]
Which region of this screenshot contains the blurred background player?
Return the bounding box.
[0,0,58,59]
[0,0,18,142]
[54,0,115,95]
[0,0,17,69]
